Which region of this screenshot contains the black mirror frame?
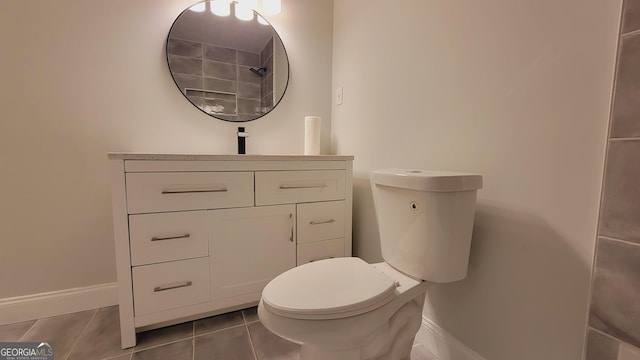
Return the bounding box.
[166,0,290,122]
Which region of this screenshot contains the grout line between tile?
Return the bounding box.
[588,326,625,344]
[242,308,261,324]
[102,352,133,360]
[242,311,258,360]
[133,336,193,354]
[598,235,640,247]
[17,319,40,342]
[245,323,258,360]
[609,137,640,141]
[622,28,640,39]
[64,308,99,360]
[192,322,196,360]
[193,323,246,339]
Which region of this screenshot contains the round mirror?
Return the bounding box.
[167,1,289,122]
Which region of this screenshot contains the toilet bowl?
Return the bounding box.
[259,169,482,360]
[259,258,428,360]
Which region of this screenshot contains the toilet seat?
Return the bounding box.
[261,257,397,320]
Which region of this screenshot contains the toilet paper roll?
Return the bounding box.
[304,116,321,155]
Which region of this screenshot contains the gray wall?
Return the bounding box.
[586,0,640,358]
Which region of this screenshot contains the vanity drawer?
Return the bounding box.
[297,200,345,244]
[255,170,346,205]
[126,172,254,214]
[297,238,345,265]
[132,257,210,316]
[129,211,208,266]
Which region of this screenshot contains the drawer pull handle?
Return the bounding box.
[310,219,336,225]
[161,189,228,194]
[279,184,328,190]
[154,281,193,292]
[151,234,190,242]
[310,256,334,263]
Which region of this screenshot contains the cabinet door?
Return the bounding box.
[209,205,296,301]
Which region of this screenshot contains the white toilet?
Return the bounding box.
[258,169,482,360]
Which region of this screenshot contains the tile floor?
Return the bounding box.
[0,306,438,360]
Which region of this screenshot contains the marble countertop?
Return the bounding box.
[107,153,354,161]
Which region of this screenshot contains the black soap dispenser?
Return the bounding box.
[237,127,248,154]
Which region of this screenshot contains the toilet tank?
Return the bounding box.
[370,169,482,283]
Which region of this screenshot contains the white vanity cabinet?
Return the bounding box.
[108,154,353,348]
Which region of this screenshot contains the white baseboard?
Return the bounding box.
[415,316,486,360]
[0,283,118,325]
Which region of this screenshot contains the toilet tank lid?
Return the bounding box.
[371,169,482,192]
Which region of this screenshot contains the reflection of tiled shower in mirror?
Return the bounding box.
[166,0,288,122]
[167,36,275,121]
[260,37,274,114]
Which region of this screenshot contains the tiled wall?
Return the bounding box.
[586,1,640,359]
[167,37,265,121]
[260,38,274,112]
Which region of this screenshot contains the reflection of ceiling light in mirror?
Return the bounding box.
[234,6,253,20]
[189,2,206,12]
[262,0,281,15]
[234,1,255,21]
[211,0,231,16]
[257,15,268,25]
[237,0,258,8]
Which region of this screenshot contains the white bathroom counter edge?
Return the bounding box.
[107,153,355,161]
